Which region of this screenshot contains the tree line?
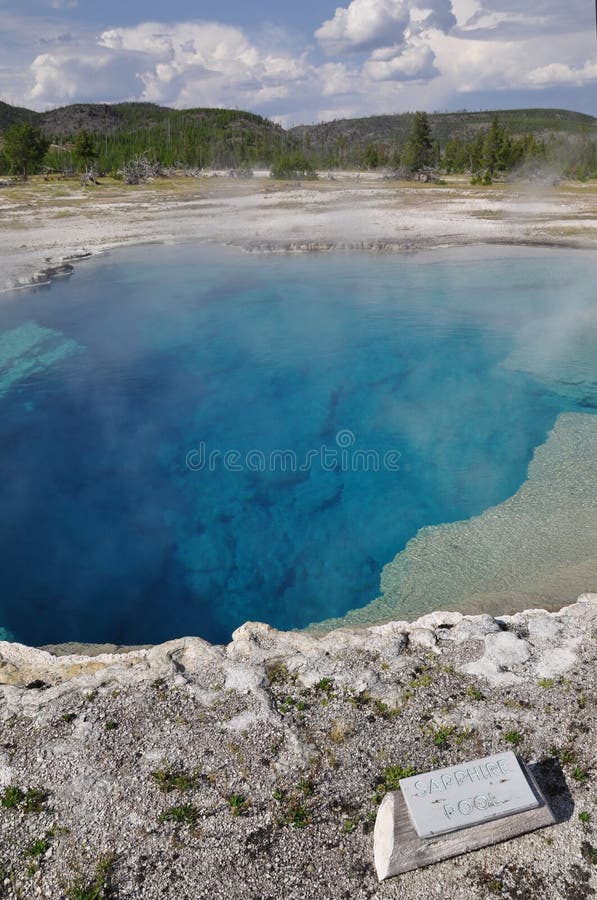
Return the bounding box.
[1,111,596,181]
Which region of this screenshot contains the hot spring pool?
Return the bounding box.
[0,243,596,646]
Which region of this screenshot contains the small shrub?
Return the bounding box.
[281,797,311,828]
[24,833,52,859]
[504,731,523,747]
[538,678,555,688]
[271,153,317,180]
[315,677,334,696]
[432,725,455,749]
[23,788,49,813]
[65,854,114,900]
[374,764,416,803]
[159,804,200,825]
[579,811,592,825]
[373,699,399,719]
[228,794,249,816]
[266,661,295,685]
[151,765,200,793]
[572,767,590,784]
[409,667,433,689]
[581,842,597,865]
[1,786,24,808]
[466,686,484,701]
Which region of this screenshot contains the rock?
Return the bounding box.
[461,631,531,684]
[443,615,501,644]
[408,628,438,650]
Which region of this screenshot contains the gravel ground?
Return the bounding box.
[0,597,596,898]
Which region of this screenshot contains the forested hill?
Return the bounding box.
[289,108,597,157]
[0,100,596,175]
[0,101,288,169]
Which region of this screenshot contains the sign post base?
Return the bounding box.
[374,760,555,881]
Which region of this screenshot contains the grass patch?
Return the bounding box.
[159,804,200,825]
[228,793,249,816]
[504,731,523,747]
[151,764,201,793]
[65,854,115,900]
[374,764,417,803]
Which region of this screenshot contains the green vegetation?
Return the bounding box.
[279,796,311,828]
[504,731,523,747]
[65,854,115,900]
[273,782,314,828]
[2,123,49,178]
[159,803,200,825]
[466,686,485,701]
[1,786,25,808]
[315,677,334,695]
[73,129,97,168]
[266,661,294,685]
[151,763,201,793]
[431,725,456,749]
[271,152,317,179]
[0,101,596,181]
[24,788,49,813]
[582,842,597,865]
[374,764,417,802]
[551,745,577,766]
[571,766,590,784]
[579,811,592,825]
[24,831,54,859]
[228,793,249,816]
[401,111,436,171]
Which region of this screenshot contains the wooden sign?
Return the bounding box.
[374,753,555,880]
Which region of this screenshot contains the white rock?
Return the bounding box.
[462,632,531,684]
[447,615,501,644]
[408,628,437,650]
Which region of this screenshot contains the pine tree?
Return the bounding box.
[3,124,49,179]
[482,116,504,175]
[401,111,433,172]
[73,130,97,169]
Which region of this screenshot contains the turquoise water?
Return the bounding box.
[0,244,595,645]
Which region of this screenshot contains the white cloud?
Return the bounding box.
[454,0,593,39]
[27,21,313,110]
[30,49,142,102]
[527,60,597,87]
[315,0,456,54]
[364,41,437,81]
[1,3,593,124]
[50,0,78,8]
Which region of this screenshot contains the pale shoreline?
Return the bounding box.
[1,172,597,293]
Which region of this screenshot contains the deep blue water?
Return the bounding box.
[0,244,592,646]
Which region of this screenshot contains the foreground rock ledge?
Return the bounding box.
[0,596,596,899]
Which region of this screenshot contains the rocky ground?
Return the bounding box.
[1,174,596,293]
[0,595,595,899]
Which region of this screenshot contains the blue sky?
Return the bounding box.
[1,0,595,124]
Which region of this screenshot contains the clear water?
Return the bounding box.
[0,244,595,646]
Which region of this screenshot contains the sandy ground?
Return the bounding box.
[1,172,597,291]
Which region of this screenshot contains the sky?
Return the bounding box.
[0,0,596,125]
